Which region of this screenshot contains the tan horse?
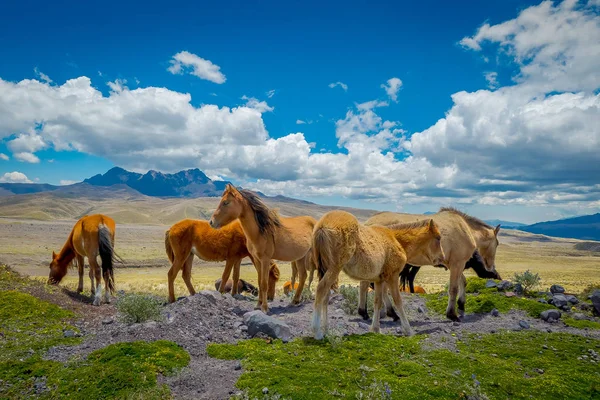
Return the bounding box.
[365,208,500,321]
[209,184,315,312]
[48,214,120,306]
[311,210,445,340]
[164,218,280,303]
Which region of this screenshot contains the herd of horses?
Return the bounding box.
[47,184,502,339]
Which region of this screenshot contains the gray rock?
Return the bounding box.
[552,294,568,308]
[358,322,370,330]
[550,284,565,294]
[231,306,246,316]
[101,317,114,325]
[234,361,242,371]
[417,305,426,314]
[514,283,524,295]
[519,320,530,329]
[572,313,591,321]
[485,280,497,288]
[198,290,222,304]
[538,298,547,304]
[143,321,158,329]
[243,310,292,342]
[540,309,561,321]
[63,330,76,338]
[491,309,500,317]
[496,280,513,291]
[591,290,600,315]
[262,388,269,394]
[566,295,579,305]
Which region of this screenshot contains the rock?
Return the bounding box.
[243,310,292,342]
[550,284,565,294]
[540,309,562,321]
[591,290,600,315]
[538,298,547,304]
[417,305,426,314]
[497,280,513,291]
[485,280,497,288]
[101,317,114,325]
[231,306,246,316]
[573,313,591,321]
[234,361,242,371]
[566,295,579,305]
[63,330,76,338]
[491,309,500,317]
[552,294,568,308]
[519,320,530,329]
[514,283,524,295]
[505,292,516,297]
[262,388,269,394]
[535,368,544,374]
[143,321,158,329]
[233,294,247,301]
[358,322,370,330]
[198,290,222,304]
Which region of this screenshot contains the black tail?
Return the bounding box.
[399,265,420,293]
[98,225,120,294]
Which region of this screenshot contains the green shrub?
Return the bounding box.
[513,270,541,292]
[580,284,600,300]
[116,293,164,324]
[338,284,374,315]
[465,277,489,293]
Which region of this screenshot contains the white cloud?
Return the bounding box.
[107,79,128,93]
[356,100,389,111]
[241,96,274,113]
[296,120,306,124]
[266,89,276,98]
[59,180,78,185]
[328,81,348,91]
[13,152,41,163]
[0,171,32,183]
[484,71,498,89]
[167,51,226,84]
[34,67,52,84]
[380,77,402,102]
[0,153,8,161]
[7,132,46,163]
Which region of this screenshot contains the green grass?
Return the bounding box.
[425,291,557,318]
[208,332,600,399]
[563,317,600,330]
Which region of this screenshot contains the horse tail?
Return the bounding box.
[399,265,412,291]
[164,229,175,263]
[98,224,117,294]
[313,226,334,280]
[269,261,280,283]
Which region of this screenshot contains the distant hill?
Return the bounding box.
[484,219,526,229]
[518,213,600,241]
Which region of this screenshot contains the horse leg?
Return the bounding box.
[383,283,400,321]
[167,257,185,303]
[446,263,464,321]
[290,260,297,288]
[313,269,337,340]
[76,254,85,293]
[257,257,271,313]
[408,266,420,294]
[358,281,370,320]
[291,256,308,306]
[388,276,413,336]
[182,254,196,296]
[231,259,242,296]
[458,273,467,317]
[88,263,95,296]
[89,255,103,306]
[370,282,383,333]
[308,265,315,290]
[219,258,235,294]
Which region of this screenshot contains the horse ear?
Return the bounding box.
[494,224,501,236]
[52,251,56,259]
[428,219,435,231]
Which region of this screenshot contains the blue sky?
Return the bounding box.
[0,0,599,223]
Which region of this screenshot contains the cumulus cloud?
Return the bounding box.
[59,180,78,185]
[328,81,348,91]
[167,51,226,84]
[380,77,402,102]
[0,153,8,161]
[7,132,46,163]
[241,96,274,113]
[0,171,32,183]
[34,67,52,84]
[484,72,498,89]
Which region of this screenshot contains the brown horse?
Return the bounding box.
[365,208,500,321]
[164,218,280,303]
[311,210,445,340]
[48,214,120,306]
[214,278,259,296]
[209,184,315,312]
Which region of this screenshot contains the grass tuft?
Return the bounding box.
[116,293,164,324]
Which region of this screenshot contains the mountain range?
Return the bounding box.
[0,167,599,241]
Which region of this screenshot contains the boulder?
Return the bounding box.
[496,280,513,291]
[551,294,568,309]
[550,284,565,294]
[540,309,561,321]
[519,320,530,329]
[591,290,600,316]
[198,290,222,304]
[566,295,579,305]
[485,280,497,288]
[491,309,500,317]
[243,310,292,342]
[514,283,524,295]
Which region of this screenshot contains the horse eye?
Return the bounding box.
[223,201,230,206]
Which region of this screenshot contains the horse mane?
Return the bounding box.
[439,207,492,229]
[238,189,281,236]
[386,219,431,231]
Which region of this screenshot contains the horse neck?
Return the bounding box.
[57,232,77,266]
[390,228,424,257]
[468,224,492,250]
[236,200,262,243]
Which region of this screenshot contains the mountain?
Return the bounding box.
[485,219,526,229]
[518,213,600,241]
[83,167,230,197]
[0,183,59,195]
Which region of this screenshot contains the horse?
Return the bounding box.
[283,281,299,296]
[214,278,259,296]
[164,218,280,303]
[399,249,502,293]
[47,214,120,306]
[209,184,315,313]
[311,210,445,340]
[364,208,500,321]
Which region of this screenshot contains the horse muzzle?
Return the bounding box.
[209,219,219,229]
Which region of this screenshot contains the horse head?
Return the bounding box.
[409,219,446,267]
[47,251,66,285]
[478,224,501,273]
[209,184,243,229]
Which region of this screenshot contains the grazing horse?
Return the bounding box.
[209,184,315,312]
[311,210,445,340]
[164,219,280,303]
[48,214,120,306]
[214,278,259,296]
[399,249,502,293]
[283,281,299,296]
[365,208,500,321]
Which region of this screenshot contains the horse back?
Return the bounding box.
[72,214,116,256]
[171,219,249,261]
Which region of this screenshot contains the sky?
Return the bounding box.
[0,0,599,224]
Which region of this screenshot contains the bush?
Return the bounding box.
[116,293,164,324]
[580,284,600,300]
[338,284,374,315]
[513,270,541,293]
[465,277,489,293]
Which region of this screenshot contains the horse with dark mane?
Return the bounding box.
[47,214,121,306]
[214,278,259,296]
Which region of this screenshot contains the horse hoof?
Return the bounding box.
[358,308,370,321]
[446,314,461,322]
[92,299,101,306]
[314,331,324,340]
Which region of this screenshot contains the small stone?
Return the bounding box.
[497,280,513,291]
[552,294,568,308]
[550,284,565,294]
[101,317,114,325]
[542,345,548,349]
[417,305,426,314]
[63,330,76,338]
[491,354,498,357]
[540,309,561,322]
[491,309,500,317]
[262,388,269,394]
[538,298,547,304]
[505,292,516,297]
[234,361,242,371]
[566,295,579,305]
[485,280,497,288]
[519,320,530,329]
[514,283,524,295]
[358,322,370,330]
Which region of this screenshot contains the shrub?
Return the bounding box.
[580,284,600,300]
[513,270,541,293]
[465,277,488,293]
[338,284,374,315]
[116,293,164,324]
